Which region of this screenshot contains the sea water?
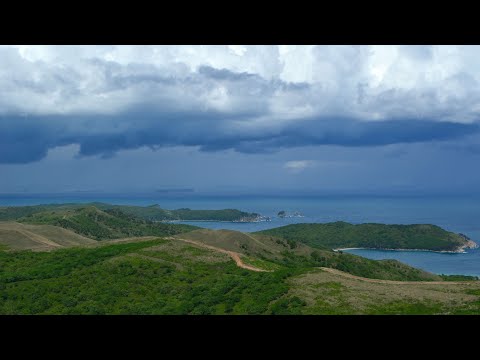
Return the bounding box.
[1,193,480,276]
[341,248,480,277]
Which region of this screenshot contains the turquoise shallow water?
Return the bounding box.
[342,248,480,277]
[1,193,480,276]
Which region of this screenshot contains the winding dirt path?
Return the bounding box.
[319,267,478,285]
[169,237,269,272]
[101,236,478,283]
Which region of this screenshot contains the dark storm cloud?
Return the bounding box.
[3,46,480,165]
[197,66,259,81]
[0,116,69,163]
[1,111,478,164]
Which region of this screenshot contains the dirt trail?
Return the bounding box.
[319,267,478,285]
[170,237,269,272]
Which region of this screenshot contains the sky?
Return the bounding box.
[1,45,480,195]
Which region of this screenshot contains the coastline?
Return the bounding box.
[161,219,270,223]
[334,245,476,254]
[336,248,467,254]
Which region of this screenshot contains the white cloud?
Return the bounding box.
[1,45,480,124]
[284,160,316,173]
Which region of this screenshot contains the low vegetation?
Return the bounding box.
[1,235,479,315]
[286,268,480,315]
[180,230,445,281]
[0,222,96,251]
[0,239,296,314]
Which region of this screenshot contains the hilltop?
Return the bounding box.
[0,221,96,251]
[12,206,198,240]
[255,222,477,252]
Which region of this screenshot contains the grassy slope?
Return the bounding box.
[255,222,468,251]
[175,229,312,259]
[0,222,96,251]
[178,229,442,281]
[16,206,198,240]
[0,204,64,221]
[1,237,479,315]
[285,268,480,315]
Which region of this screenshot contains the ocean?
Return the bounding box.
[2,193,480,276]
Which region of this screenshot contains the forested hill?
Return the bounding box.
[255,222,474,252]
[93,203,260,222]
[0,203,260,222]
[1,228,479,315]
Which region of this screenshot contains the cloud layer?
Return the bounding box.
[2,45,480,164]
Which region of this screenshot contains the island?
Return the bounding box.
[277,210,304,218]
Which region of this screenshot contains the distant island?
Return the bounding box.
[256,222,478,253]
[277,210,304,218]
[154,188,195,193]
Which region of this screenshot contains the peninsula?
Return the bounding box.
[255,222,478,253]
[0,203,261,223]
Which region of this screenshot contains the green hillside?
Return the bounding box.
[175,229,443,281]
[2,207,480,314]
[0,204,69,221]
[94,203,260,221]
[16,206,198,240]
[255,222,470,252]
[0,203,260,222]
[1,235,479,315]
[0,221,96,251]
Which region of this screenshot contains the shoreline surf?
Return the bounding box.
[334,247,471,254]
